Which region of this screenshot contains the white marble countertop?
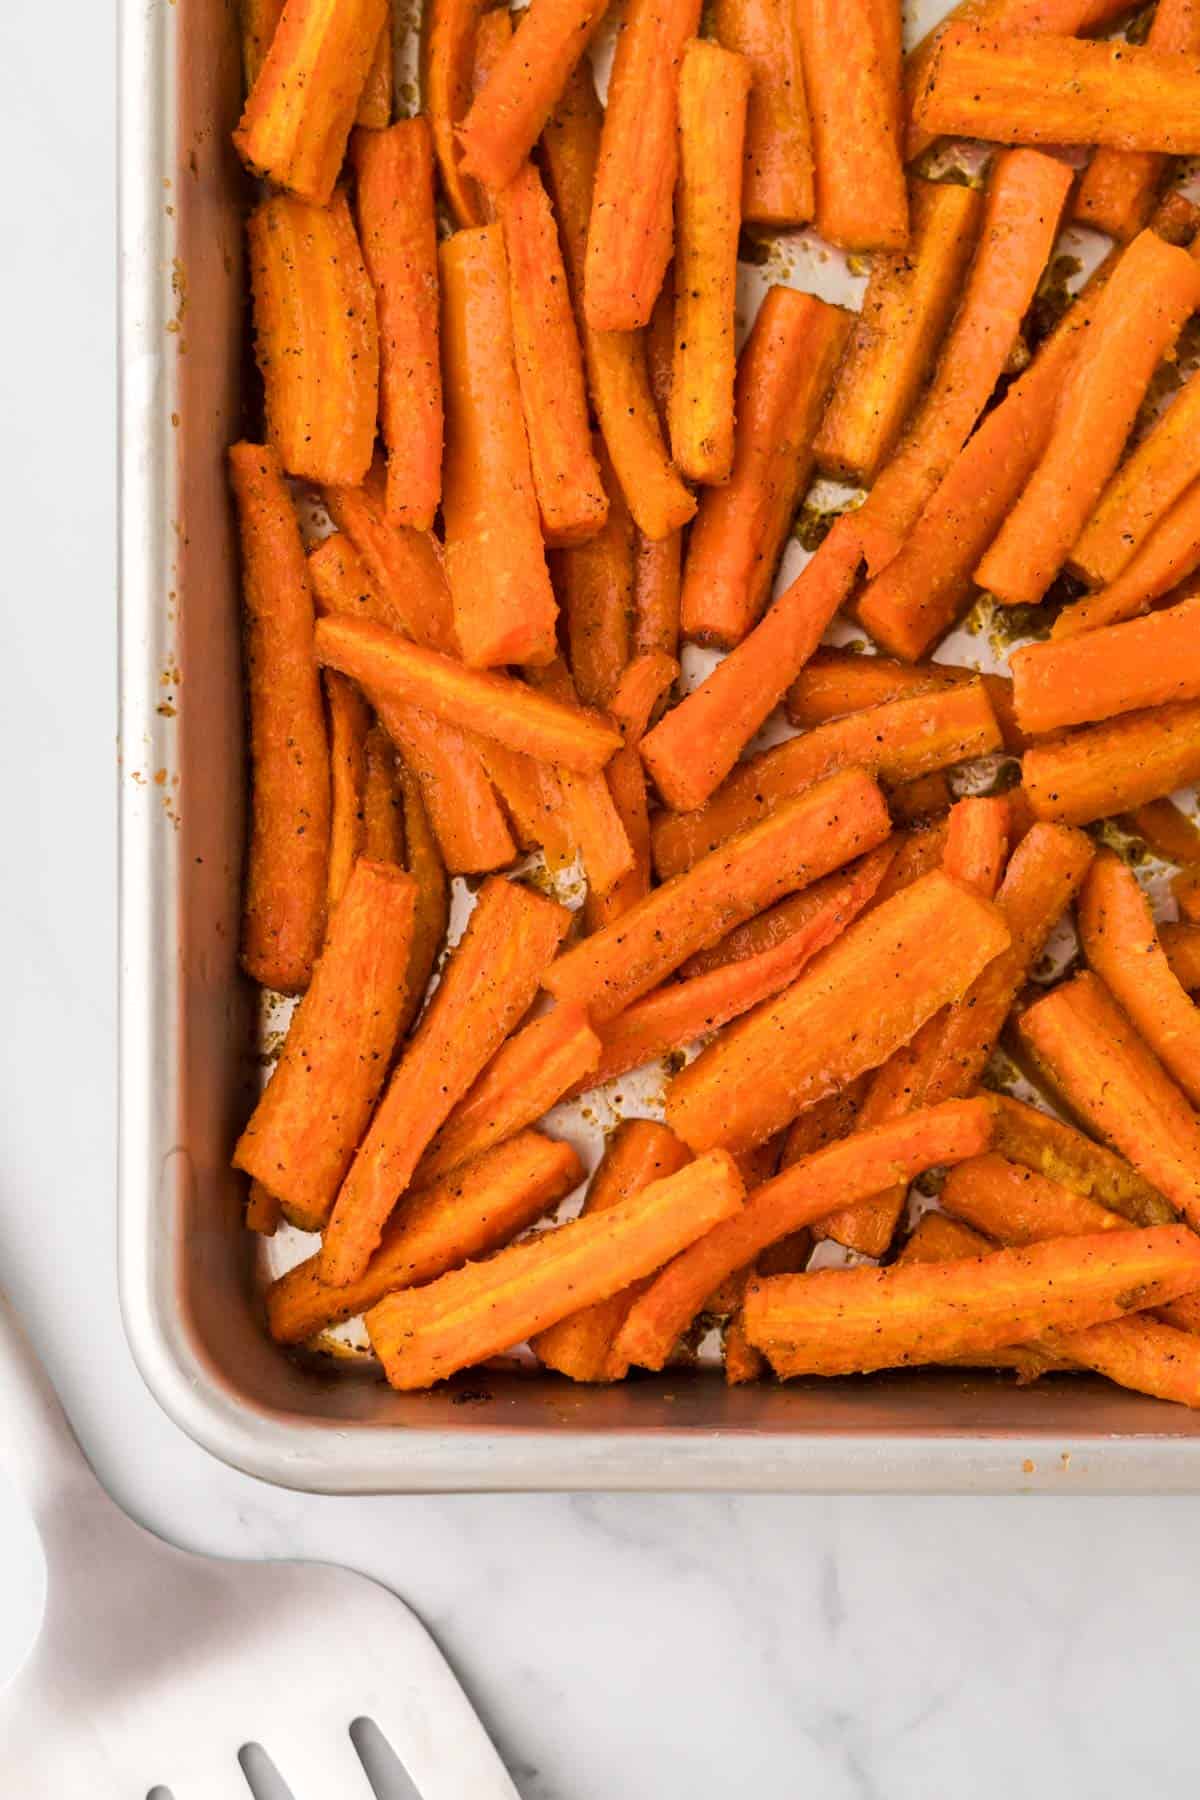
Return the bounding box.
[4,5,1200,1795]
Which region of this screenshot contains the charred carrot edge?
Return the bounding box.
[234,0,388,203]
[324,672,370,914]
[668,41,751,485]
[788,650,1027,754]
[746,1226,1200,1377]
[533,1121,693,1381]
[457,0,610,191]
[1129,798,1200,868]
[247,190,379,488]
[633,529,682,657]
[613,1097,996,1369]
[421,0,490,225]
[665,869,1010,1154]
[321,877,570,1284]
[228,444,331,993]
[525,658,636,896]
[351,122,442,531]
[234,861,417,1230]
[1162,922,1200,992]
[1014,595,1200,736]
[439,225,559,668]
[651,679,1000,878]
[943,1151,1125,1245]
[682,841,896,979]
[559,444,632,706]
[978,232,1200,608]
[239,0,284,94]
[991,1093,1172,1227]
[246,1179,283,1236]
[583,0,703,331]
[815,182,983,487]
[393,754,449,1037]
[1019,969,1200,1228]
[1056,487,1200,640]
[913,30,1200,155]
[1022,699,1200,827]
[546,766,891,1022]
[356,8,394,127]
[715,0,813,227]
[680,288,855,649]
[266,1132,582,1344]
[799,0,908,253]
[361,722,404,864]
[322,472,459,654]
[851,149,1074,577]
[367,1150,745,1387]
[1075,372,1200,589]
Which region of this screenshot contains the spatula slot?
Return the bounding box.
[350,1716,424,1799]
[238,1742,298,1800]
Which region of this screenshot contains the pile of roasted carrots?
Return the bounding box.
[228,0,1200,1403]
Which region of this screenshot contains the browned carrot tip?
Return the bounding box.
[1022,700,1200,828]
[457,0,612,192]
[421,0,492,226]
[799,0,908,253]
[715,0,813,228]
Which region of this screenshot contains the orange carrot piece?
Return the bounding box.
[228,444,331,993]
[324,672,371,914]
[990,1092,1172,1226]
[470,3,515,119]
[234,860,417,1231]
[545,766,891,1022]
[525,658,636,896]
[1162,922,1200,991]
[1053,1315,1200,1408]
[361,722,404,864]
[1054,484,1200,640]
[351,121,442,531]
[722,1310,767,1383]
[356,9,394,127]
[745,1227,1200,1377]
[559,447,633,707]
[467,739,559,858]
[887,771,952,825]
[321,876,570,1283]
[1014,595,1200,735]
[814,182,983,488]
[787,651,1027,754]
[607,649,678,742]
[715,0,814,227]
[798,0,908,252]
[680,287,854,648]
[439,225,558,667]
[458,0,610,191]
[532,1121,693,1381]
[681,841,896,978]
[650,679,1000,878]
[669,41,751,485]
[851,149,1074,577]
[266,1132,583,1343]
[941,1152,1126,1245]
[665,869,1010,1154]
[393,754,449,1036]
[1022,700,1200,827]
[781,1079,868,1167]
[422,0,490,225]
[583,0,702,331]
[239,0,285,94]
[941,794,1011,900]
[321,476,458,655]
[614,1097,997,1369]
[367,1150,745,1386]
[234,0,387,203]
[633,529,682,658]
[245,1179,283,1237]
[247,190,379,488]
[1175,867,1200,923]
[1129,798,1200,868]
[899,1211,992,1263]
[978,231,1200,608]
[582,654,678,931]
[1074,371,1200,589]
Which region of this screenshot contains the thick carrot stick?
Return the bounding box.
[351,121,442,531]
[266,1132,583,1344]
[942,1152,1126,1244]
[367,1150,745,1386]
[247,190,379,488]
[1055,485,1200,640]
[422,0,490,226]
[679,287,854,648]
[1022,700,1200,826]
[668,41,751,485]
[1013,595,1200,735]
[393,754,449,1036]
[457,0,610,191]
[356,8,393,126]
[1074,372,1200,589]
[228,444,331,993]
[439,225,558,667]
[324,672,370,913]
[665,869,1010,1154]
[321,877,570,1283]
[525,658,636,896]
[798,0,907,252]
[715,0,813,227]
[613,1097,997,1369]
[650,679,1000,878]
[681,842,896,979]
[1162,922,1200,992]
[913,30,1200,154]
[532,1121,693,1381]
[978,231,1200,608]
[361,722,404,863]
[851,149,1073,577]
[234,0,388,203]
[545,766,891,1021]
[633,530,682,658]
[583,0,702,331]
[322,473,458,654]
[559,446,633,707]
[990,1093,1173,1225]
[234,860,417,1231]
[787,651,1026,754]
[1131,797,1200,868]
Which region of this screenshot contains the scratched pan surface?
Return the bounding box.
[117,0,1200,1491]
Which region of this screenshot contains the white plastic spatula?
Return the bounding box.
[0,1289,520,1800]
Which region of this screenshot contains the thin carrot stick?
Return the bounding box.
[559,444,633,707]
[583,653,679,932]
[361,722,404,864]
[680,286,854,647]
[942,1152,1126,1244]
[633,530,682,658]
[468,4,515,142]
[322,471,458,654]
[682,841,896,978]
[787,650,1027,753]
[1074,370,1200,589]
[1022,700,1200,827]
[1129,798,1200,868]
[715,0,813,227]
[393,754,449,1037]
[1013,594,1200,734]
[1162,922,1200,993]
[324,672,370,914]
[1050,1315,1200,1408]
[1055,486,1200,640]
[457,0,610,191]
[421,0,490,225]
[356,8,394,127]
[525,658,636,896]
[799,0,908,252]
[991,1092,1173,1226]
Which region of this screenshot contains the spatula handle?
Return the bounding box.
[0,1286,97,1527]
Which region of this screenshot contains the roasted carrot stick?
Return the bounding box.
[942,1152,1126,1245]
[582,654,678,931]
[679,287,854,648]
[1054,485,1200,639]
[525,658,636,896]
[1073,371,1200,589]
[633,530,682,658]
[247,190,379,488]
[545,766,891,1021]
[228,444,331,993]
[1130,798,1200,869]
[361,722,404,864]
[681,841,896,979]
[245,1179,283,1237]
[607,649,678,742]
[900,1211,992,1263]
[745,1227,1200,1377]
[238,0,285,94]
[558,446,632,707]
[1013,595,1200,735]
[234,860,417,1231]
[356,8,393,127]
[665,869,1010,1154]
[367,1149,745,1386]
[787,651,1026,754]
[351,121,442,531]
[942,794,1012,900]
[324,672,370,914]
[668,41,751,485]
[614,1098,997,1369]
[990,1092,1173,1226]
[321,473,458,654]
[234,0,388,203]
[1174,867,1200,924]
[715,0,813,227]
[850,149,1074,577]
[422,0,490,225]
[393,753,449,1036]
[583,0,702,331]
[650,679,1000,877]
[321,877,570,1283]
[1022,700,1200,827]
[532,1121,693,1381]
[814,183,982,488]
[456,0,609,192]
[1162,922,1200,992]
[266,1132,583,1343]
[1051,1315,1200,1408]
[798,0,907,252]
